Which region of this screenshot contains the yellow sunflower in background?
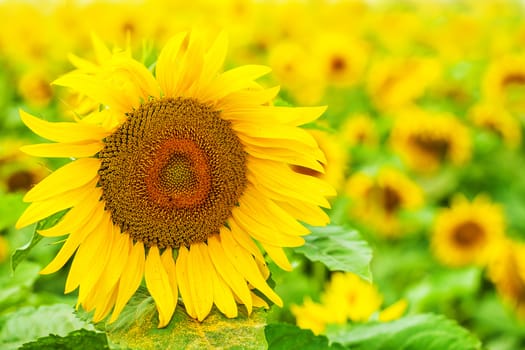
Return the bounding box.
[482,55,525,117]
[468,102,522,149]
[366,56,441,112]
[340,113,379,148]
[389,107,471,173]
[345,167,424,238]
[16,30,335,327]
[488,239,525,317]
[432,194,506,267]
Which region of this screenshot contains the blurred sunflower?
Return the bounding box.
[290,297,331,335]
[432,194,506,267]
[488,239,525,317]
[16,30,335,327]
[366,57,441,112]
[17,69,54,108]
[340,113,379,148]
[345,167,424,238]
[482,55,525,117]
[389,108,471,173]
[468,102,522,149]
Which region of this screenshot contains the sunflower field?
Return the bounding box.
[2,0,525,349]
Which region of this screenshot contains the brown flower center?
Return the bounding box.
[453,221,484,247]
[98,97,247,249]
[409,134,450,161]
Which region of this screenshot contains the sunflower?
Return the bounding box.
[431,194,506,267]
[468,102,522,149]
[389,107,471,173]
[16,30,334,327]
[488,239,525,317]
[366,56,441,112]
[345,167,424,238]
[482,55,525,117]
[340,113,379,148]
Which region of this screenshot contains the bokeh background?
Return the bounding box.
[2,0,525,349]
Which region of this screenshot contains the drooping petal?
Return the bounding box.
[175,246,197,319]
[187,243,214,321]
[219,227,283,307]
[260,243,292,271]
[208,233,253,314]
[40,200,107,274]
[160,249,178,313]
[145,245,175,328]
[109,241,145,323]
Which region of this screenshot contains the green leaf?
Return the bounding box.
[0,304,94,350]
[18,329,109,350]
[265,323,345,350]
[107,287,268,350]
[0,261,40,311]
[325,313,482,350]
[11,209,67,272]
[295,225,372,281]
[0,192,26,230]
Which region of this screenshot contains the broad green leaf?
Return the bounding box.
[265,323,345,350]
[0,261,40,311]
[0,304,94,350]
[296,225,372,281]
[107,287,268,350]
[11,209,67,272]
[325,313,482,350]
[18,329,109,350]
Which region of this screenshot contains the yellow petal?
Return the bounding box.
[222,106,326,126]
[175,246,197,319]
[67,213,113,295]
[198,31,228,88]
[202,65,271,102]
[260,243,292,271]
[218,86,280,110]
[92,285,118,323]
[160,249,178,312]
[145,245,175,328]
[231,205,305,247]
[40,201,107,274]
[19,109,111,143]
[24,158,100,202]
[227,219,266,263]
[275,199,330,227]
[110,55,160,101]
[210,264,238,318]
[243,144,325,173]
[219,227,283,307]
[53,73,132,114]
[187,243,214,321]
[38,187,103,237]
[21,141,104,158]
[156,32,188,97]
[232,122,319,150]
[208,234,252,313]
[109,241,145,323]
[16,179,96,229]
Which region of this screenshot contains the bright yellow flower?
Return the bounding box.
[488,239,525,318]
[432,194,506,267]
[345,167,424,238]
[482,55,525,117]
[322,272,382,323]
[16,30,335,327]
[340,113,379,148]
[468,102,522,149]
[367,57,441,112]
[389,107,471,173]
[17,70,54,108]
[290,297,332,335]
